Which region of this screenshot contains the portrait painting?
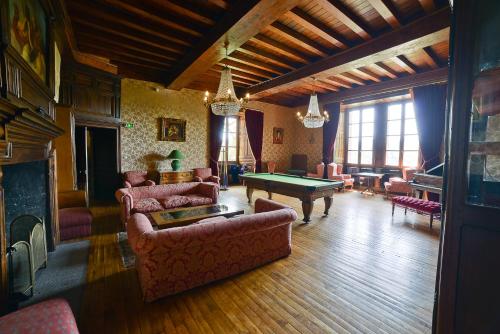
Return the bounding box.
[160,118,186,142]
[273,127,284,144]
[9,0,48,82]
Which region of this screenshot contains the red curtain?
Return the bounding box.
[322,102,341,178]
[209,112,225,175]
[245,109,264,173]
[412,84,447,170]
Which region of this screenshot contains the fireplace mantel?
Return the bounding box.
[0,100,64,165]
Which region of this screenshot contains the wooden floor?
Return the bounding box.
[80,186,440,334]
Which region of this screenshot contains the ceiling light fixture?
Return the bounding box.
[297,77,329,128]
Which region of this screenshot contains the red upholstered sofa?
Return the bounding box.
[122,170,157,188]
[115,182,219,227]
[127,198,297,302]
[0,298,79,333]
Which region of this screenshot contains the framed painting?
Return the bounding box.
[8,0,48,83]
[160,118,186,142]
[273,127,284,144]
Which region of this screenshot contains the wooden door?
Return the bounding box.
[75,126,89,200]
[435,1,500,333]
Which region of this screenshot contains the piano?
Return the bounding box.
[410,163,444,198]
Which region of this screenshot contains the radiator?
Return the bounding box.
[10,215,48,280]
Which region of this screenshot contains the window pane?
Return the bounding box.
[362,108,374,122]
[349,124,359,137]
[405,102,415,118]
[227,147,237,161]
[387,120,401,135]
[404,134,419,150]
[388,104,402,120]
[348,151,359,164]
[227,117,237,129]
[386,151,400,166]
[361,122,374,136]
[386,135,400,150]
[349,110,360,124]
[227,132,237,146]
[348,137,359,150]
[405,119,418,135]
[360,151,373,164]
[361,136,373,150]
[403,151,419,167]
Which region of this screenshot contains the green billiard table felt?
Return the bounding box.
[241,173,341,188]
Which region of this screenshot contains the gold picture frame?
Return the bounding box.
[160,118,186,142]
[273,127,284,144]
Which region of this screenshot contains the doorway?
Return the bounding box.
[75,126,120,203]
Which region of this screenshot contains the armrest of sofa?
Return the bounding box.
[193,176,203,182]
[115,188,134,225]
[58,190,88,209]
[124,181,132,188]
[196,183,218,203]
[207,175,220,183]
[144,180,156,186]
[255,198,291,213]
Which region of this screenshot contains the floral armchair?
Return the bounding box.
[384,168,419,198]
[123,171,157,188]
[193,168,220,185]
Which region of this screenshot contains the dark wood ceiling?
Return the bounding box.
[65,0,451,107]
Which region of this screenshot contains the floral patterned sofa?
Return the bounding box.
[127,198,298,302]
[115,182,219,227]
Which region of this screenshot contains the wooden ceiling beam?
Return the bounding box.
[212,64,266,82]
[146,0,216,26]
[238,45,299,70]
[418,0,436,13]
[352,68,382,82]
[247,8,449,97]
[318,67,448,104]
[100,0,206,36]
[165,0,301,90]
[267,22,330,57]
[68,1,194,46]
[227,52,287,75]
[315,0,373,40]
[221,59,276,79]
[371,61,399,79]
[393,55,419,74]
[337,73,366,85]
[422,46,442,68]
[116,63,169,84]
[284,8,352,48]
[313,80,340,92]
[207,70,255,86]
[251,34,311,63]
[366,0,402,28]
[323,77,352,89]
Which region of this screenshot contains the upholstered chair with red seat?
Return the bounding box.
[0,298,79,333]
[127,198,297,302]
[122,171,157,188]
[58,190,92,241]
[267,161,277,173]
[193,167,220,185]
[307,163,328,178]
[384,167,419,198]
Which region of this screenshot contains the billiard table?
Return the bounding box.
[240,173,343,222]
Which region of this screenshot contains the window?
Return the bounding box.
[219,117,238,162]
[385,102,420,167]
[347,107,374,164]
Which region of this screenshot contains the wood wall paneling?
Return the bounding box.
[54,106,77,192]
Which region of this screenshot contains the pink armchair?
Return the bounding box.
[127,198,298,302]
[307,163,354,190]
[384,168,419,198]
[193,167,220,185]
[122,171,156,188]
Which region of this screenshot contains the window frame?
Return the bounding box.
[345,107,375,166]
[384,101,421,168]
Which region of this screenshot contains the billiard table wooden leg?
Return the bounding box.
[324,196,333,215]
[268,192,273,200]
[302,200,313,222]
[246,187,254,203]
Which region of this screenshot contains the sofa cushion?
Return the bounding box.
[59,207,92,228]
[185,194,213,206]
[195,216,228,225]
[133,198,163,214]
[159,195,190,209]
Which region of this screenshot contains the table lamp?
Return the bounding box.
[166,149,185,171]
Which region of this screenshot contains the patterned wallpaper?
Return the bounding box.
[120,79,209,172]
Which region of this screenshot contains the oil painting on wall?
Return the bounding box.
[9,0,48,83]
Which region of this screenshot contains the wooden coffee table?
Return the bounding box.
[352,172,385,195]
[150,204,244,229]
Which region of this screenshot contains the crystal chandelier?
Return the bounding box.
[297,80,329,128]
[203,45,249,116]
